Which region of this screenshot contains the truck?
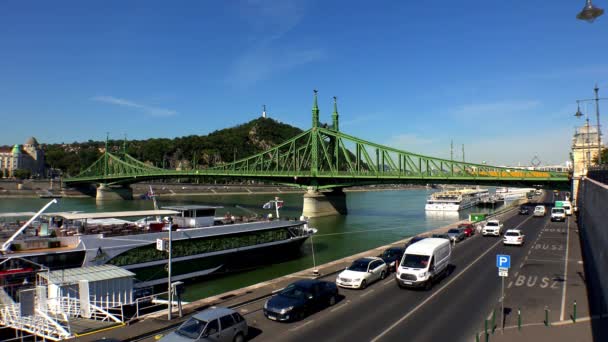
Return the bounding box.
[396,238,451,290]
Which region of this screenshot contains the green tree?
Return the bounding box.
[13,169,31,180]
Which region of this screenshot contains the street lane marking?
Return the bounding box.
[360,289,375,297]
[330,300,350,312]
[382,279,394,286]
[560,218,571,321]
[526,258,565,263]
[288,320,314,332]
[371,215,535,342]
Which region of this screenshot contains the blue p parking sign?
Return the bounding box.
[496,254,511,268]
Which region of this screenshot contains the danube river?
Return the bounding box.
[0,189,501,301]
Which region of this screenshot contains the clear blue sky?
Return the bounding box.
[1,0,606,166]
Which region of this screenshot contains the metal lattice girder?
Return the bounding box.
[65,126,570,188]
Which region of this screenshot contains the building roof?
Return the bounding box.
[25,137,39,146]
[42,209,180,220]
[11,145,21,154]
[38,265,135,284]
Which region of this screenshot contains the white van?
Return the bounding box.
[396,238,451,290]
[562,201,573,216]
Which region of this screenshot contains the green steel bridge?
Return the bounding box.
[65,92,570,190]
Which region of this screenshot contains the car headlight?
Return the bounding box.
[280,306,294,314]
[264,301,268,310]
[353,278,361,282]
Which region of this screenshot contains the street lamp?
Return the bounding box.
[577,0,604,22]
[575,101,591,167]
[575,85,607,165]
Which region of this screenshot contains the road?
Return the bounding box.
[153,193,561,342]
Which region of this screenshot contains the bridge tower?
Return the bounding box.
[302,91,347,217]
[95,135,133,201]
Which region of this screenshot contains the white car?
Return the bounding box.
[336,257,387,289]
[551,207,566,222]
[503,229,525,246]
[533,205,546,217]
[481,220,504,236]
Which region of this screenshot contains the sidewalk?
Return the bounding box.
[485,316,604,342]
[481,213,604,342]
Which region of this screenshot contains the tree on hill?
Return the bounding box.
[42,117,305,174]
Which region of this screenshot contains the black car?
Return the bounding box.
[263,279,339,322]
[518,206,530,215]
[405,236,428,249]
[381,247,405,271]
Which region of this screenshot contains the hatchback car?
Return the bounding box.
[380,247,405,271]
[336,257,387,289]
[263,280,338,322]
[160,307,247,342]
[503,229,525,246]
[457,223,475,237]
[447,228,466,242]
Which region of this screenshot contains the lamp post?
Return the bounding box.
[577,0,604,22]
[575,85,607,165]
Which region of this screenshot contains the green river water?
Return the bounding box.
[0,189,501,301]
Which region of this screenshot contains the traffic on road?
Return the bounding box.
[155,190,570,342]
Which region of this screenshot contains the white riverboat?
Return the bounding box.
[425,188,489,211]
[0,204,316,288]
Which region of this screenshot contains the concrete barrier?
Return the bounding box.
[576,177,608,323]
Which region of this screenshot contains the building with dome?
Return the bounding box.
[0,137,45,178]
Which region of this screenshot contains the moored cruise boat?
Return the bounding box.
[425,188,489,211]
[0,205,316,288]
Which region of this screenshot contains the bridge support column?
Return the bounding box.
[96,184,133,201]
[302,187,347,218]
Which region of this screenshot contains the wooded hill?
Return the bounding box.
[43,118,304,176]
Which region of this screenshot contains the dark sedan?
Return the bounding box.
[405,236,428,249]
[518,206,530,215]
[381,247,405,271]
[263,279,338,322]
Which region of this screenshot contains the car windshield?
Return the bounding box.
[433,234,448,238]
[176,317,207,339]
[535,207,544,211]
[448,229,460,234]
[486,222,498,226]
[505,232,520,237]
[279,284,310,299]
[402,254,430,268]
[553,209,565,213]
[348,259,371,272]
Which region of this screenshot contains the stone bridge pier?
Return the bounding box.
[96,184,133,201]
[302,187,347,218]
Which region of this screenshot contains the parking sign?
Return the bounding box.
[496,254,511,268]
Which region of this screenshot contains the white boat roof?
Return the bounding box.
[38,265,134,284]
[42,210,180,220]
[162,205,222,211]
[0,212,37,218]
[405,238,450,255]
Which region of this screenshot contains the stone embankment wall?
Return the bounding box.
[576,174,608,317]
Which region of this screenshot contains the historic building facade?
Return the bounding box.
[0,137,45,178]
